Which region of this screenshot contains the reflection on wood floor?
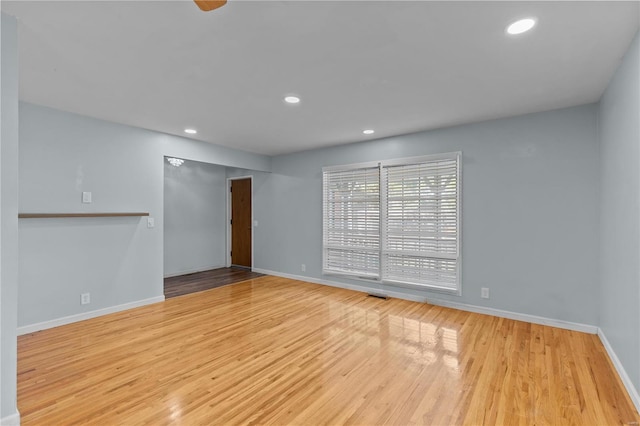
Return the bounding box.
[164,266,264,298]
[18,276,639,425]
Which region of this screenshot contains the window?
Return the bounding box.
[323,166,380,279]
[322,152,461,294]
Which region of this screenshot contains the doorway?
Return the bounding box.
[228,176,253,268]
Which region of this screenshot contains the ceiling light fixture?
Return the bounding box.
[363,129,375,135]
[284,96,301,104]
[184,128,197,134]
[506,18,536,35]
[167,157,185,167]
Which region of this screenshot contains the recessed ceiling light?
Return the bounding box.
[284,96,300,104]
[184,128,197,134]
[363,129,375,135]
[506,18,536,35]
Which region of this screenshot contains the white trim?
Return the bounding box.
[163,264,226,278]
[0,411,20,426]
[252,268,427,303]
[321,270,459,296]
[254,269,598,334]
[597,328,640,414]
[381,151,462,167]
[322,159,381,173]
[322,151,463,172]
[427,297,598,334]
[17,296,165,335]
[383,278,460,296]
[456,152,462,296]
[226,176,254,269]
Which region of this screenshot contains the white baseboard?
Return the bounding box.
[0,411,20,426]
[164,265,226,278]
[260,268,639,412]
[427,297,598,334]
[597,328,640,414]
[254,268,598,334]
[17,296,165,335]
[252,268,427,303]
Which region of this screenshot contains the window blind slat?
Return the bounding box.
[323,153,460,293]
[323,166,380,278]
[381,157,460,291]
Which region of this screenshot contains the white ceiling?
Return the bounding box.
[2,1,639,156]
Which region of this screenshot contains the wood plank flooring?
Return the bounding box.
[164,267,264,298]
[18,276,639,425]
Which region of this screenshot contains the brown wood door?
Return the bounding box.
[231,178,252,268]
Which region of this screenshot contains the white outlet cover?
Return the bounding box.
[82,191,92,203]
[147,217,155,228]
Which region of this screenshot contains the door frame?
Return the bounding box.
[226,175,254,269]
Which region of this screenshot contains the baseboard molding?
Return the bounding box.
[427,297,598,334]
[254,268,598,334]
[17,296,165,336]
[262,269,638,409]
[597,328,640,414]
[0,411,20,426]
[164,265,226,278]
[252,268,428,303]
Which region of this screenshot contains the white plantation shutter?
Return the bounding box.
[323,166,381,279]
[322,152,461,293]
[382,155,460,291]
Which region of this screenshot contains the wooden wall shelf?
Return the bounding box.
[18,212,149,219]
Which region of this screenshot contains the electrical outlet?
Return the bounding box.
[82,192,92,203]
[81,293,91,305]
[301,264,306,272]
[481,287,490,299]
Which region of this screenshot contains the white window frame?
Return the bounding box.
[322,152,462,295]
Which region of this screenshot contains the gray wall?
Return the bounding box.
[599,31,640,395]
[164,159,227,277]
[9,27,638,418]
[18,102,271,328]
[1,13,20,420]
[255,104,601,325]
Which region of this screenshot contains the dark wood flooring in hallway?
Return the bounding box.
[164,267,264,298]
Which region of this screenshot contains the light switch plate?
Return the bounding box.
[147,217,155,228]
[82,192,92,203]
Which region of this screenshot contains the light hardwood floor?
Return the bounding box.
[18,276,639,425]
